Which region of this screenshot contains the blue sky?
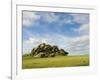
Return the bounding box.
[22,11,89,55]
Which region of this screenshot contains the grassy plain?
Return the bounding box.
[22,55,89,69]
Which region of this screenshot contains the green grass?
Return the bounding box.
[22,55,89,69]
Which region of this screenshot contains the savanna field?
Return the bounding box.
[22,55,89,69]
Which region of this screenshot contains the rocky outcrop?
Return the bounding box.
[31,43,69,58]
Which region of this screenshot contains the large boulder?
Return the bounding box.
[31,43,69,58]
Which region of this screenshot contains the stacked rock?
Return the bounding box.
[31,43,69,58]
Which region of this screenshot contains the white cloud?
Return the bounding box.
[79,24,89,34]
[67,35,89,55]
[23,11,89,28]
[74,24,89,35]
[23,34,89,55]
[42,13,59,23]
[23,11,60,27]
[23,36,50,53]
[70,13,89,24]
[23,11,74,27]
[23,11,40,27]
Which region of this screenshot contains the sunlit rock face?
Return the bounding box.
[31,43,69,58]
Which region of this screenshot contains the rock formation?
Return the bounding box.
[31,43,69,58]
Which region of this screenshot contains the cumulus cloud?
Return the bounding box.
[23,11,89,27]
[41,12,59,23]
[22,11,59,27]
[67,35,89,55]
[23,34,89,55]
[23,11,74,27]
[79,24,89,34]
[70,13,89,24]
[23,11,40,27]
[74,24,89,35]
